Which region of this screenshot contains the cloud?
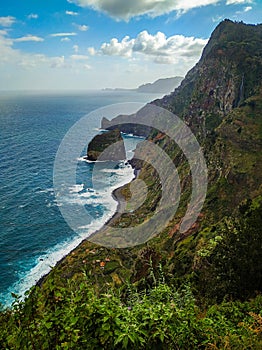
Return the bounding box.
[50,32,77,37]
[0,30,61,69]
[68,0,221,20]
[73,44,79,52]
[93,31,208,64]
[61,37,71,42]
[0,16,16,27]
[234,4,253,15]
[14,35,44,42]
[88,47,96,55]
[226,0,252,4]
[70,54,89,60]
[27,14,39,19]
[100,36,134,57]
[212,15,224,22]
[244,6,252,11]
[0,30,92,74]
[74,24,89,31]
[66,10,78,16]
[50,56,66,68]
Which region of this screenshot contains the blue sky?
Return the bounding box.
[0,0,261,90]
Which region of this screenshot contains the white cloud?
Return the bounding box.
[73,44,79,52]
[14,35,44,42]
[0,30,95,90]
[70,54,89,60]
[0,16,16,27]
[101,36,134,57]
[94,31,208,65]
[66,10,78,16]
[212,15,224,22]
[0,30,92,70]
[61,37,71,42]
[234,4,253,15]
[226,0,252,4]
[27,14,39,19]
[50,56,66,68]
[0,30,16,63]
[88,47,96,55]
[68,0,221,20]
[50,32,77,37]
[74,24,89,31]
[0,31,62,69]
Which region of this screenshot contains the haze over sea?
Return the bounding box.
[0,90,159,307]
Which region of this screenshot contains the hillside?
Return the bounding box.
[137,76,183,93]
[103,76,183,94]
[47,19,262,300]
[86,129,126,161]
[1,20,261,349]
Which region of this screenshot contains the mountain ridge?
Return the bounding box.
[103,76,183,94]
[2,20,261,349]
[37,19,262,302]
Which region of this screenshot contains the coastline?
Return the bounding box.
[37,162,137,288]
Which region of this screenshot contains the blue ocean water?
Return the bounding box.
[0,90,159,307]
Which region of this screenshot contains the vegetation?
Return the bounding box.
[0,275,261,349]
[1,20,262,349]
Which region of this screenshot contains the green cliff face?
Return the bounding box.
[1,20,262,349]
[153,20,262,138]
[87,129,126,161]
[37,20,262,305]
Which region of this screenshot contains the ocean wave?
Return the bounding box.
[68,184,84,193]
[1,161,135,307]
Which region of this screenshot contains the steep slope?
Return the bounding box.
[137,76,183,93]
[154,20,262,138]
[35,20,262,304]
[1,20,262,350]
[86,129,126,161]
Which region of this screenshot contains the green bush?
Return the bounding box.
[0,280,261,349]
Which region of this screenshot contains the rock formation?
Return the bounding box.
[86,129,126,161]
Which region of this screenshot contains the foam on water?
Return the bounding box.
[1,160,135,306]
[0,91,155,308]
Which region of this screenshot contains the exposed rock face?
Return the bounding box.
[87,129,126,161]
[102,21,262,141]
[99,20,262,225]
[153,20,262,138]
[101,109,152,137]
[39,20,262,308]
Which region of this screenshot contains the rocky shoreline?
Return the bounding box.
[37,160,136,287]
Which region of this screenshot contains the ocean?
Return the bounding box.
[0,90,159,307]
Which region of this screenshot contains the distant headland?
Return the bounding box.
[102,76,183,94]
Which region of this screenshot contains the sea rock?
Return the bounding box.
[101,106,153,137]
[86,129,126,161]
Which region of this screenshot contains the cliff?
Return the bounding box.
[6,22,261,347]
[35,20,262,305]
[101,108,153,137]
[153,20,262,138]
[86,129,126,161]
[137,76,183,93]
[103,76,183,94]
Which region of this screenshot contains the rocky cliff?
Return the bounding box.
[40,20,262,305]
[86,129,126,161]
[153,20,262,138]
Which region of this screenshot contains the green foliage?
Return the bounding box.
[194,197,262,303]
[0,279,261,349]
[1,20,262,350]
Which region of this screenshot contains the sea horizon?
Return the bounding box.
[0,90,160,307]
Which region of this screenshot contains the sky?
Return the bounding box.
[0,0,261,90]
